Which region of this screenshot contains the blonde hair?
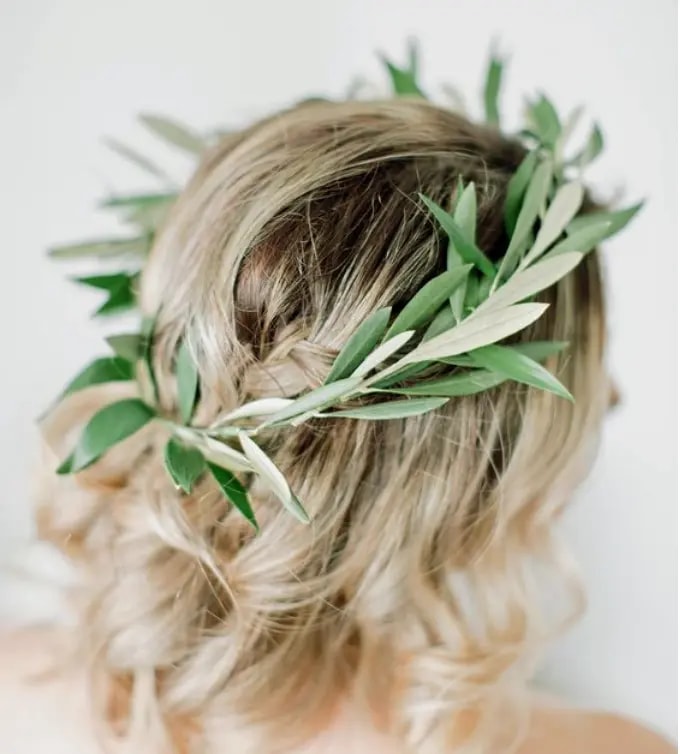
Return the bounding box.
[38,99,609,753]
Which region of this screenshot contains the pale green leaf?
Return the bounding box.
[139,114,205,154]
[164,438,206,493]
[483,55,504,126]
[498,159,553,279]
[106,333,142,362]
[103,137,174,184]
[504,151,539,236]
[521,182,584,266]
[509,340,568,361]
[264,377,362,426]
[479,252,583,314]
[208,462,258,530]
[566,202,644,239]
[570,123,604,168]
[419,194,495,277]
[59,356,134,400]
[326,396,447,419]
[385,267,471,339]
[405,303,549,363]
[454,183,477,241]
[387,369,506,396]
[468,344,573,400]
[215,397,294,423]
[353,331,414,378]
[57,398,155,474]
[238,432,309,523]
[190,433,252,473]
[542,220,612,258]
[369,361,434,389]
[48,236,150,260]
[176,341,199,424]
[325,307,391,383]
[554,106,584,160]
[528,95,561,146]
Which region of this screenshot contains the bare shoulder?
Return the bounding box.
[521,704,676,754]
[0,627,106,754]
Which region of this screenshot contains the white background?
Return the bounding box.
[0,0,676,741]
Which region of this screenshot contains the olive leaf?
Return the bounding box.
[325,396,447,420]
[403,302,548,364]
[483,54,504,126]
[238,432,310,524]
[384,267,471,339]
[176,341,199,424]
[140,313,159,403]
[164,437,206,493]
[419,194,496,277]
[214,397,294,424]
[423,306,456,341]
[208,462,259,531]
[449,184,477,319]
[569,123,604,168]
[381,42,424,97]
[353,331,414,378]
[386,369,506,396]
[521,181,584,267]
[48,236,150,260]
[325,307,392,383]
[59,356,135,399]
[57,398,155,474]
[498,158,553,279]
[504,151,539,236]
[103,137,174,184]
[542,219,612,258]
[566,202,643,238]
[106,333,142,362]
[509,340,568,361]
[74,272,138,317]
[468,344,573,400]
[139,113,205,154]
[527,94,561,146]
[478,252,583,314]
[263,377,363,426]
[102,192,176,230]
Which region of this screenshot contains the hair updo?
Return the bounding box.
[38,98,608,754]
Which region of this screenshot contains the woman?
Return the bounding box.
[0,88,673,752]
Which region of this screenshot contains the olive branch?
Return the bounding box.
[49,47,642,530]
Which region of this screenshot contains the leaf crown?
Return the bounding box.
[49,45,642,529]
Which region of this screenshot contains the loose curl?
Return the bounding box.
[37,99,609,754]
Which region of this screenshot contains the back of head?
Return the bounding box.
[39,98,608,753]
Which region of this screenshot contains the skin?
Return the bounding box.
[0,628,674,754]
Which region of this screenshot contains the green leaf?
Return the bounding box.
[542,219,612,258]
[207,462,258,531]
[569,123,604,168]
[238,432,309,524]
[369,361,434,389]
[405,302,549,363]
[164,438,206,493]
[141,312,159,403]
[354,331,414,378]
[326,396,447,420]
[48,236,150,260]
[325,307,392,383]
[106,333,142,362]
[504,151,539,236]
[454,183,477,242]
[59,356,134,400]
[509,340,568,361]
[74,272,135,292]
[483,55,504,126]
[93,277,137,316]
[101,192,176,230]
[468,344,573,401]
[423,305,456,340]
[382,44,424,97]
[479,252,583,314]
[419,194,495,277]
[57,398,155,474]
[387,369,506,396]
[103,137,173,184]
[566,202,644,239]
[527,94,561,146]
[176,341,199,424]
[263,377,362,426]
[216,397,293,423]
[521,181,584,267]
[139,114,205,154]
[554,106,584,160]
[497,159,553,279]
[385,267,471,339]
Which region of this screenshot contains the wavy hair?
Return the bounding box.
[37,99,609,753]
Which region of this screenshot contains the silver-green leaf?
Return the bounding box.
[326,396,447,420]
[176,341,199,424]
[164,438,206,493]
[325,307,392,383]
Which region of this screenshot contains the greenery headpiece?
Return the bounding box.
[50,47,641,529]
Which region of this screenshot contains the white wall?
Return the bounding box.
[0,0,676,740]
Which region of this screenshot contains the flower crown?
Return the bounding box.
[49,46,642,529]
